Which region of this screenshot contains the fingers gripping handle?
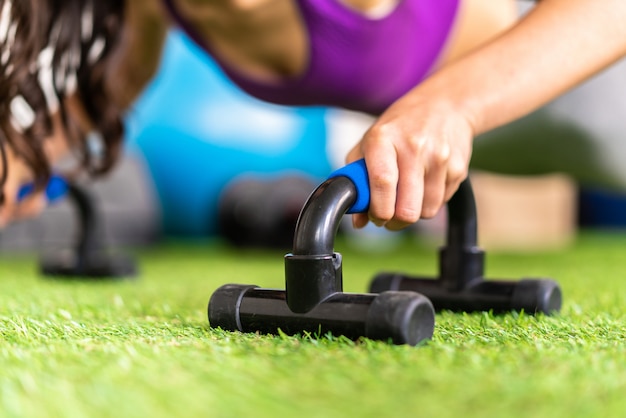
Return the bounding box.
[327,159,370,214]
[17,175,68,203]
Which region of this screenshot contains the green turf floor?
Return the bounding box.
[1,231,625,418]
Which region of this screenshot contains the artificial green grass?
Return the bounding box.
[1,231,625,418]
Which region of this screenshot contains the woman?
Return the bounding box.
[0,0,516,227]
[2,0,626,232]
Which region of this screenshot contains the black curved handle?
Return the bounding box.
[291,159,477,257]
[291,176,357,256]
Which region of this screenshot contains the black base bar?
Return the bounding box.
[209,285,434,345]
[40,250,136,279]
[370,274,561,314]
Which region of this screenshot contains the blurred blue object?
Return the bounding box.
[578,187,626,228]
[17,175,68,203]
[125,31,330,237]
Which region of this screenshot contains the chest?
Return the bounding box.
[166,0,403,81]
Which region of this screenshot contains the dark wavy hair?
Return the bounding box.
[0,0,125,202]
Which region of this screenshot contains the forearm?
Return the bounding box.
[420,0,626,135]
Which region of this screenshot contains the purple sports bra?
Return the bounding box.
[163,0,459,115]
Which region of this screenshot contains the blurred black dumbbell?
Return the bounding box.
[217,175,318,249]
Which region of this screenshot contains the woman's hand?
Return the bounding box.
[0,112,71,228]
[346,92,475,231]
[106,0,169,109]
[0,144,48,228]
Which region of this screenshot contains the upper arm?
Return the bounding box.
[106,1,170,109]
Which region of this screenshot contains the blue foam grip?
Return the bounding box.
[17,175,68,203]
[328,159,370,214]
